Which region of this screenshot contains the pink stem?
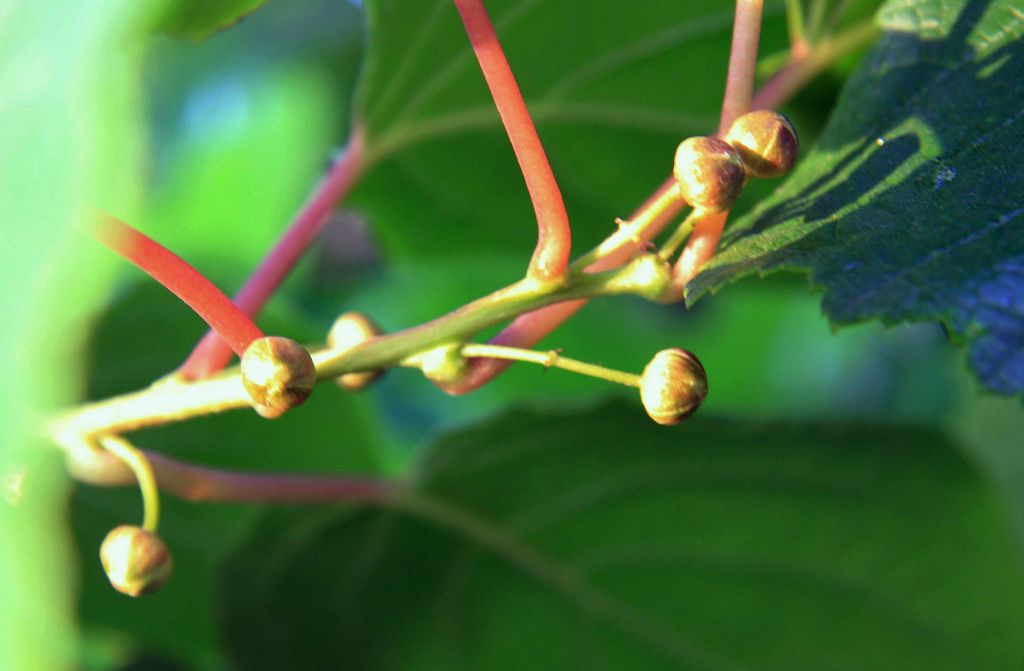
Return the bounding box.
[717,0,765,136]
[93,214,264,358]
[179,128,366,380]
[454,0,572,282]
[72,443,396,503]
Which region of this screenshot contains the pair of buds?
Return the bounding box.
[674,110,798,212]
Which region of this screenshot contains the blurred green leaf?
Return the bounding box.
[0,1,164,669]
[156,0,268,41]
[351,0,790,261]
[221,402,1024,670]
[690,0,1024,395]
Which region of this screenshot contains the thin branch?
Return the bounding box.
[717,0,765,136]
[68,439,397,504]
[180,128,366,380]
[454,0,572,282]
[92,214,264,358]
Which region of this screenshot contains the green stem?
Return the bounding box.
[461,343,641,388]
[785,0,809,55]
[571,182,682,271]
[99,435,160,532]
[657,211,699,261]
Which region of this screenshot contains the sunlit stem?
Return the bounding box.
[460,343,640,388]
[571,182,682,271]
[806,0,828,42]
[99,435,160,532]
[658,211,699,261]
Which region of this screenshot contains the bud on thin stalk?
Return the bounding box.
[100,525,173,597]
[639,348,708,425]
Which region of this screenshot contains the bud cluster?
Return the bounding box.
[673,110,798,212]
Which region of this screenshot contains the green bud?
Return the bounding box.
[99,525,172,597]
[615,253,675,303]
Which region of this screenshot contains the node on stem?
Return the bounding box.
[640,348,708,425]
[328,312,384,391]
[99,525,173,597]
[241,336,316,418]
[724,110,798,178]
[673,137,746,212]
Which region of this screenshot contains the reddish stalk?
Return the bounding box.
[68,439,396,503]
[180,129,366,380]
[454,0,571,282]
[93,214,263,358]
[717,0,765,136]
[440,178,685,394]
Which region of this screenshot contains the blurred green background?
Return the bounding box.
[3,0,1022,669]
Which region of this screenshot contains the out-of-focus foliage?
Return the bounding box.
[5,0,1023,669]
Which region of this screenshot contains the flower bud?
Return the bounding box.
[99,525,172,597]
[724,110,798,178]
[673,137,746,212]
[241,336,316,416]
[639,348,708,425]
[327,312,383,391]
[419,343,467,385]
[615,253,675,303]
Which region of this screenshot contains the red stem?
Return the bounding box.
[179,128,366,380]
[93,214,263,358]
[717,0,765,136]
[454,0,571,282]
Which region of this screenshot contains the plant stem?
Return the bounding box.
[461,343,640,387]
[785,0,810,58]
[718,0,765,136]
[98,436,161,531]
[179,128,366,380]
[658,211,699,260]
[750,18,877,111]
[69,441,398,503]
[92,214,264,358]
[438,176,685,394]
[453,0,571,282]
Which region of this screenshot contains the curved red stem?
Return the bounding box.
[454,0,571,281]
[92,214,264,358]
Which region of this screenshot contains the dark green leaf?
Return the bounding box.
[690,0,1024,394]
[352,0,791,261]
[221,402,1024,670]
[156,0,268,41]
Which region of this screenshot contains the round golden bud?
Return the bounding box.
[419,343,467,386]
[99,525,172,597]
[673,136,746,212]
[616,253,675,303]
[639,348,708,425]
[241,336,316,416]
[327,312,383,391]
[724,110,798,178]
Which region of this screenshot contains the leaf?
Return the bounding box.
[689,0,1024,394]
[0,0,165,669]
[155,0,268,41]
[351,0,792,261]
[220,402,1024,670]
